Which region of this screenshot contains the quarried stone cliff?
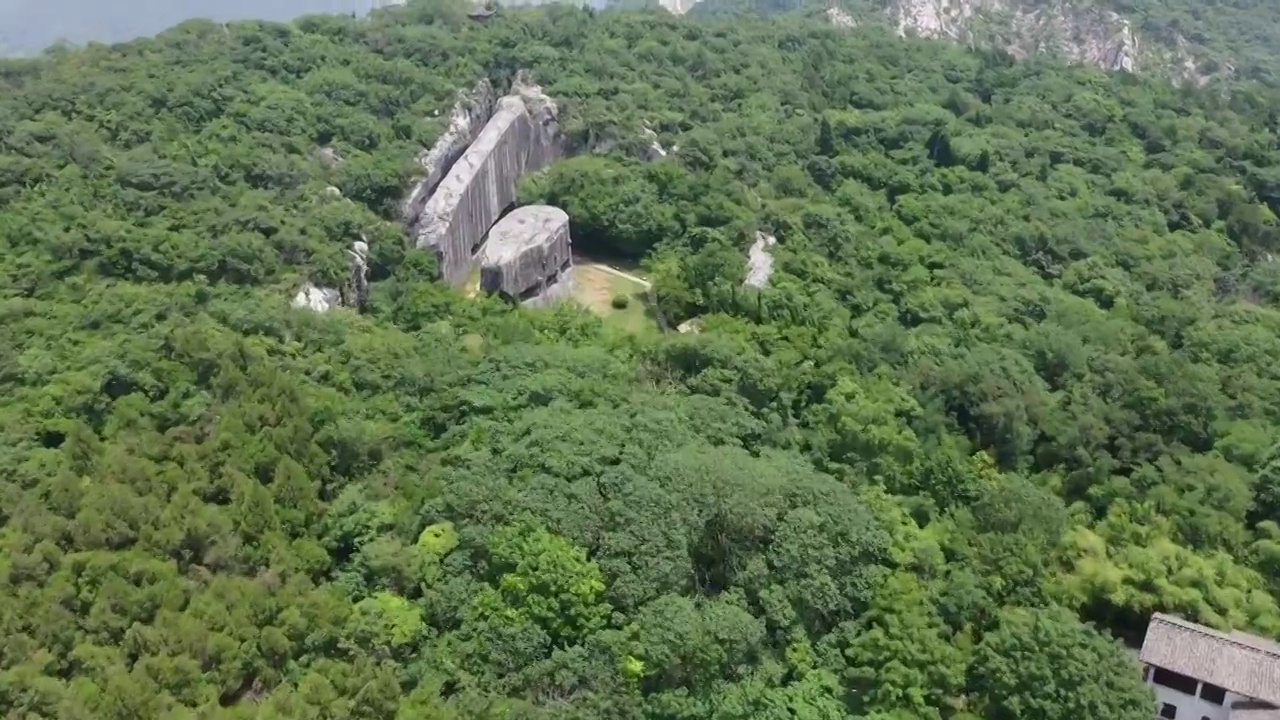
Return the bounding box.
[412,75,562,285]
[400,79,498,233]
[478,205,573,306]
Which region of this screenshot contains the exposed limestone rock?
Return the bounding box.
[478,205,573,306]
[744,232,778,290]
[677,317,704,334]
[884,0,1206,76]
[317,146,344,166]
[292,283,341,313]
[323,185,344,198]
[292,238,370,314]
[509,71,561,170]
[413,75,562,285]
[640,127,668,161]
[658,0,698,14]
[401,79,498,232]
[825,6,856,29]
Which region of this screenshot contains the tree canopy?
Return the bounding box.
[6,0,1280,717]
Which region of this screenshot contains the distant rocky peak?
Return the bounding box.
[884,0,1223,83]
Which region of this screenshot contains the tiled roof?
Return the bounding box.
[1140,613,1280,707]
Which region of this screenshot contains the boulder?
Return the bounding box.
[478,205,573,305]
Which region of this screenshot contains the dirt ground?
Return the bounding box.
[571,264,623,313]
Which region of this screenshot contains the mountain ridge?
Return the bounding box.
[689,0,1278,85]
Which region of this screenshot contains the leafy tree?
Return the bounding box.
[968,606,1153,720]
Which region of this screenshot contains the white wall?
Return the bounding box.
[1145,667,1251,720]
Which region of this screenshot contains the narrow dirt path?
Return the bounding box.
[585,263,651,289]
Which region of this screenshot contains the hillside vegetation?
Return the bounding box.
[4,2,1280,718]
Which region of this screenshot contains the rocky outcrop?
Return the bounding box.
[478,205,573,306]
[413,74,562,285]
[744,232,778,290]
[317,146,345,166]
[892,0,1135,71]
[292,283,341,313]
[291,239,371,314]
[401,79,498,232]
[677,317,705,334]
[884,0,1219,77]
[640,126,668,161]
[825,6,856,29]
[658,0,699,14]
[346,239,370,312]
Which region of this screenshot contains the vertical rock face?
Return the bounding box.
[413,75,562,285]
[346,239,370,312]
[884,0,1214,77]
[478,205,573,306]
[744,232,778,290]
[400,79,498,233]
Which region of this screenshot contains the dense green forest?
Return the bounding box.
[4,1,1280,717]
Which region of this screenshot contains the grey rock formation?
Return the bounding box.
[824,6,856,28]
[884,0,1211,76]
[317,146,345,166]
[640,126,668,161]
[413,75,562,285]
[509,71,561,172]
[744,232,778,290]
[323,185,344,198]
[401,79,498,231]
[291,238,370,314]
[346,239,370,312]
[292,283,341,313]
[677,317,705,334]
[478,205,573,305]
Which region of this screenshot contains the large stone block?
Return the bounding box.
[478,205,573,304]
[412,75,562,285]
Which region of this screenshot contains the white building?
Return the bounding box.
[1139,613,1280,720]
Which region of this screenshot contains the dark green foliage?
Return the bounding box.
[2,3,1280,719]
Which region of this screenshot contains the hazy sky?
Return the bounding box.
[0,0,383,56]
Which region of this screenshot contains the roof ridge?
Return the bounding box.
[1151,613,1280,660]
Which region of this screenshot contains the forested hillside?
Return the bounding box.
[4,1,1280,718]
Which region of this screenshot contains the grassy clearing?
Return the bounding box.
[571,263,657,335]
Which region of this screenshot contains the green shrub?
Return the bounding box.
[611,294,632,310]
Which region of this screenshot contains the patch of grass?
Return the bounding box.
[571,264,656,335]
